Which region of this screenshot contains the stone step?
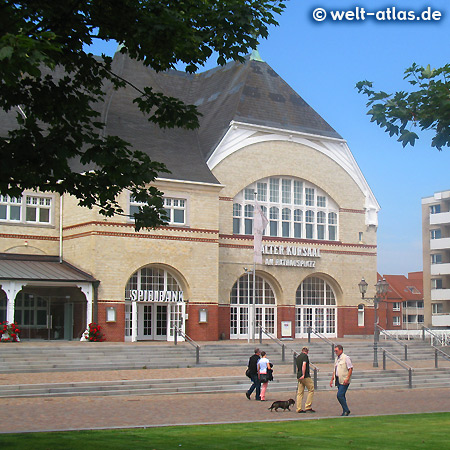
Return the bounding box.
[1,368,449,399]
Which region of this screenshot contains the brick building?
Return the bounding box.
[0,51,380,341]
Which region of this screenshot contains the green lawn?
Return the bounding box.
[2,413,449,450]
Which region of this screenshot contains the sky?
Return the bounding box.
[87,0,450,276]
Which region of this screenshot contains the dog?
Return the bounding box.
[268,398,295,412]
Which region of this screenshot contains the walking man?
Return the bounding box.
[330,344,353,416]
[296,346,315,413]
[246,348,261,400]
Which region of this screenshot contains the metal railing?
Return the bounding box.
[380,347,413,388]
[432,345,450,368]
[173,326,200,364]
[377,325,408,360]
[422,326,445,346]
[307,327,335,360]
[259,326,286,362]
[291,351,319,390]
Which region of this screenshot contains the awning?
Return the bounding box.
[0,253,96,283]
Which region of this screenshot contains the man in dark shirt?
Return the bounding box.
[246,348,261,400]
[296,346,315,413]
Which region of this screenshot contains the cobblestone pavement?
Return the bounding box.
[1,375,449,433]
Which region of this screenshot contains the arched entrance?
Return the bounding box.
[230,273,276,339]
[295,276,337,337]
[125,266,185,341]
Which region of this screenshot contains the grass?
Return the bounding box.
[1,413,449,450]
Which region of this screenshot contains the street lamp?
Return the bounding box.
[358,277,389,367]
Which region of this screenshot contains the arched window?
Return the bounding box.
[230,274,275,305]
[230,274,276,339]
[233,176,339,240]
[295,277,337,337]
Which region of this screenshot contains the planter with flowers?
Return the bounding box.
[81,322,105,342]
[1,321,21,342]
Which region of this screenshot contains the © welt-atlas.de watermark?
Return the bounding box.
[312,6,443,22]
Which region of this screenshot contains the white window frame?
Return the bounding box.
[431,229,441,240]
[393,302,401,312]
[0,193,53,225]
[430,204,441,214]
[431,254,442,265]
[232,177,339,241]
[392,316,400,326]
[130,195,187,226]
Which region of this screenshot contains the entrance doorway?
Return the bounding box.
[137,302,184,341]
[14,291,83,340]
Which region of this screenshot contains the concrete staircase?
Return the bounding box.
[0,339,444,374]
[1,367,449,399]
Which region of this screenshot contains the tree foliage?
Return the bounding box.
[356,63,450,151]
[0,0,285,230]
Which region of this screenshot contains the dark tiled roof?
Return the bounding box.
[1,53,342,184]
[0,253,96,282]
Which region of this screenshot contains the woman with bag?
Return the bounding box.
[257,351,271,401]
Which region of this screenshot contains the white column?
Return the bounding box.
[77,283,93,324]
[131,301,138,342]
[1,281,24,323]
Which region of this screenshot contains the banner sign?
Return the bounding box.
[130,290,184,302]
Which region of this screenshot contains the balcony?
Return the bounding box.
[430,237,450,251]
[432,313,450,327]
[431,263,450,276]
[431,289,450,301]
[430,211,450,225]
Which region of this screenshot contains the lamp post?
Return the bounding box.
[358,277,389,367]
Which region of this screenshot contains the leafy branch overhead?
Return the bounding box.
[356,63,450,150]
[0,0,286,231]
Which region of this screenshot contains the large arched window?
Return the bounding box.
[125,266,184,341]
[230,274,276,339]
[295,277,337,337]
[233,177,339,241]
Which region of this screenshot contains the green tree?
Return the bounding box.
[0,0,285,230]
[356,63,450,151]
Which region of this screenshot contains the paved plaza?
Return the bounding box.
[1,365,449,434]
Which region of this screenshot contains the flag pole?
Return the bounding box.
[253,191,257,342]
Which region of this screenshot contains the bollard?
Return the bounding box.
[408,368,412,388]
[196,346,200,364]
[259,327,262,344]
[308,327,311,343]
[435,348,438,369]
[174,327,178,345]
[282,344,285,362]
[313,368,318,390]
[404,344,408,361]
[293,353,297,374]
[383,350,386,370]
[331,343,334,360]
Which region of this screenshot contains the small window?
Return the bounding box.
[1,194,52,225]
[131,195,186,226]
[317,196,326,207]
[431,254,442,265]
[393,316,400,326]
[431,229,441,239]
[393,302,401,312]
[432,279,443,289]
[357,304,364,326]
[430,204,441,214]
[432,303,443,314]
[305,188,315,206]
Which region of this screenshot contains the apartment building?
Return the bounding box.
[422,190,450,329]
